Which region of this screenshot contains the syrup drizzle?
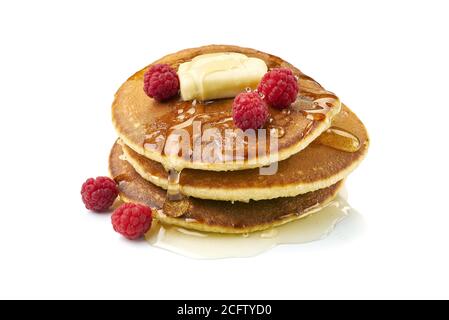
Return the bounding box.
[167,169,182,201]
[315,127,361,153]
[143,130,166,153]
[303,121,315,138]
[142,76,338,162]
[162,168,191,217]
[294,98,332,121]
[113,173,131,184]
[268,125,286,138]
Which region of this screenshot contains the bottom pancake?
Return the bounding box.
[109,143,343,234]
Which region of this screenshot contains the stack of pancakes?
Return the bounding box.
[110,45,369,234]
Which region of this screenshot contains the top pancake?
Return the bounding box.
[112,45,341,171]
[122,104,369,202]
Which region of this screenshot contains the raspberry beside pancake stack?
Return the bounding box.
[110,45,369,234]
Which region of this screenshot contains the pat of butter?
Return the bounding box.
[178,52,268,101]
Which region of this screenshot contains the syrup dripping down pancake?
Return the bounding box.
[109,142,343,234]
[112,45,341,171]
[120,104,368,202]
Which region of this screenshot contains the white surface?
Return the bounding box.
[1,0,448,299]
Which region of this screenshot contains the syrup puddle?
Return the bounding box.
[145,189,363,259]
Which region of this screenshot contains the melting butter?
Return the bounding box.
[178,52,267,101]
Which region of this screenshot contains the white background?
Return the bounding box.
[1,0,448,299]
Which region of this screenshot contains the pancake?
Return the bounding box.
[112,45,341,172]
[120,104,369,202]
[109,142,343,234]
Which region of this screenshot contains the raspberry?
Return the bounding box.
[81,177,118,212]
[143,64,179,101]
[111,203,153,240]
[232,91,269,130]
[257,68,299,109]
